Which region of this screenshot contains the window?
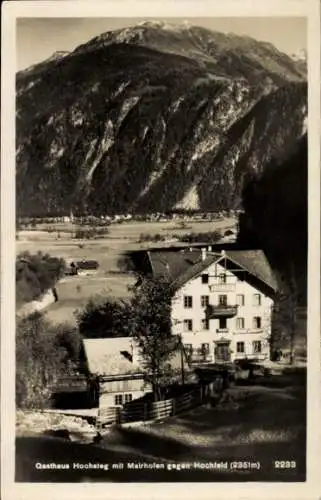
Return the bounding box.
[252,341,262,353]
[201,295,209,308]
[236,342,245,353]
[219,317,227,329]
[183,319,193,332]
[219,295,227,306]
[201,318,210,330]
[115,394,123,405]
[201,343,210,354]
[184,295,193,308]
[201,274,209,284]
[236,317,245,329]
[236,294,245,306]
[218,273,227,284]
[184,344,193,359]
[124,393,132,403]
[253,317,262,329]
[253,294,261,306]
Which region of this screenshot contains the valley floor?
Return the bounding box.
[16,218,236,325]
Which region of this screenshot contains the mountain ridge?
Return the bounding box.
[16,23,307,216]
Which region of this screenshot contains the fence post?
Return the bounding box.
[96,409,101,432]
[117,406,122,426]
[172,398,176,416]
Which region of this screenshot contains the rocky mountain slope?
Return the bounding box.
[16,22,307,216]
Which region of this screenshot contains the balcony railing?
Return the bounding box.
[206,304,238,319]
[234,328,263,334]
[185,348,212,364]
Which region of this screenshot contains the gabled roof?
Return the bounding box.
[148,248,277,294]
[148,249,211,282]
[74,260,99,270]
[83,336,192,380]
[83,337,141,376]
[223,250,278,292]
[171,253,221,291]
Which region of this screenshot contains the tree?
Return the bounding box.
[76,296,132,338]
[76,278,181,400]
[272,261,301,364]
[16,251,66,305]
[54,322,83,364]
[16,313,80,409]
[177,230,221,244]
[128,277,180,401]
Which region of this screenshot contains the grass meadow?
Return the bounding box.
[17,218,236,325]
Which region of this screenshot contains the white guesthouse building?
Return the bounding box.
[80,247,277,408]
[148,247,277,363]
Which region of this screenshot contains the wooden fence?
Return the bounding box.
[96,386,204,429]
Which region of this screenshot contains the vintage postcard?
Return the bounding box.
[1,0,320,499]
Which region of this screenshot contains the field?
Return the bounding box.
[17,218,236,325]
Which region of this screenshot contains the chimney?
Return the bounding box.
[201,247,207,261]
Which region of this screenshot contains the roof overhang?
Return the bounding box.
[99,372,145,382]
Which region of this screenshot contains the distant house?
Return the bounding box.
[70,260,100,276]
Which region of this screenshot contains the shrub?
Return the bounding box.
[74,227,109,239]
[16,251,66,305]
[16,315,82,409]
[138,233,166,243]
[176,230,221,243]
[76,296,132,339]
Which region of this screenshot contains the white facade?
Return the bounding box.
[99,377,147,408]
[171,257,273,363]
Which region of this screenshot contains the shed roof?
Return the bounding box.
[83,337,141,376]
[83,336,192,379]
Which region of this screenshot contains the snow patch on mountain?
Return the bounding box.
[138,20,189,32]
[291,49,307,62]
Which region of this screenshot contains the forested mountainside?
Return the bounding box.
[16,21,307,216]
[237,134,307,304]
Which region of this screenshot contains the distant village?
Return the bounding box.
[18,209,242,226]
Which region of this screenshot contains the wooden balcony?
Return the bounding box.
[206,304,238,319]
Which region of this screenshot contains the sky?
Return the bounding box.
[17,17,307,71]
